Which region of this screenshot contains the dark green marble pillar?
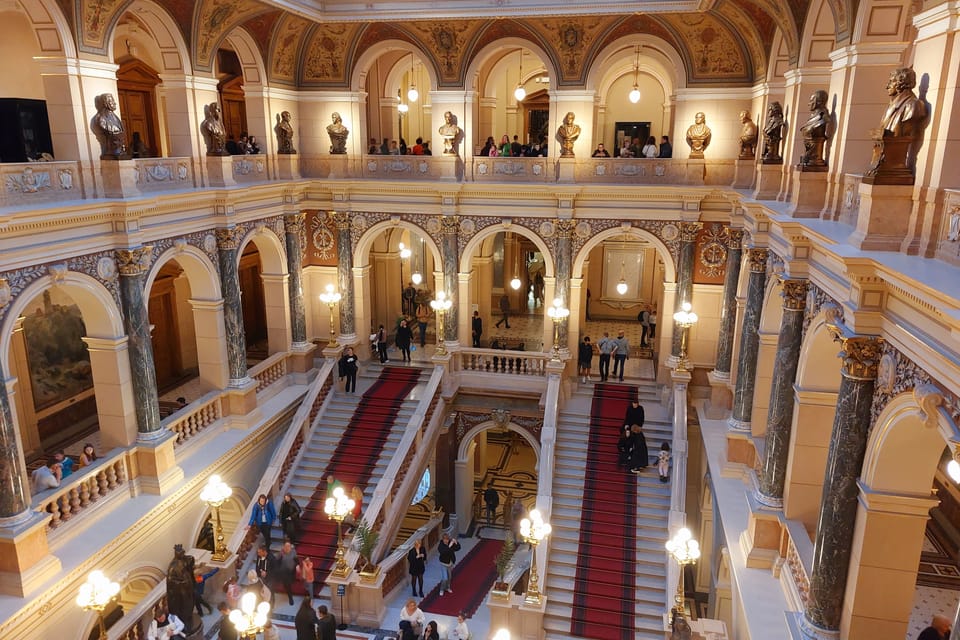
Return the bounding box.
[216,228,249,384]
[802,334,883,637]
[332,212,356,339]
[440,216,459,343]
[555,219,574,349]
[284,213,307,346]
[116,246,162,439]
[0,359,30,518]
[728,247,768,431]
[713,228,744,377]
[672,222,702,358]
[757,278,808,506]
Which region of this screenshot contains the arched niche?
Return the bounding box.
[352,40,441,96]
[106,0,192,75]
[189,488,250,556]
[238,227,289,356]
[15,0,75,58]
[798,0,840,68]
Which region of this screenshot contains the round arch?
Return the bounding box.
[144,246,221,302]
[457,421,541,464]
[461,223,556,277]
[354,220,444,270]
[238,227,289,355]
[571,226,676,283]
[464,38,558,97]
[586,35,686,95]
[758,276,785,334]
[221,27,267,88]
[351,40,440,95]
[105,0,192,74]
[238,226,287,275]
[0,272,125,376]
[798,0,839,67]
[16,0,76,57]
[795,310,842,391]
[187,488,251,557]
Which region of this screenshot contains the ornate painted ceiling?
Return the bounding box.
[68,0,859,87]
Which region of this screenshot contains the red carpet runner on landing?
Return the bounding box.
[571,383,640,640]
[295,367,421,575]
[419,538,504,617]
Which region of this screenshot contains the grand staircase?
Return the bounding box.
[544,379,671,640]
[278,362,430,604]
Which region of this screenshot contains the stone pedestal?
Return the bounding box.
[556,157,576,183]
[739,495,783,569]
[101,160,141,199]
[0,511,60,596]
[289,342,318,374]
[275,154,301,180]
[435,155,460,182]
[753,163,783,200]
[340,573,382,627]
[487,593,546,640]
[321,342,343,361]
[205,155,236,187]
[847,183,914,251]
[135,431,184,495]
[788,168,828,218]
[224,378,258,416]
[732,159,756,189]
[684,159,706,185]
[706,370,732,419]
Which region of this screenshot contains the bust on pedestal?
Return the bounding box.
[685,112,711,159]
[202,103,235,187]
[863,67,926,186]
[797,90,829,171]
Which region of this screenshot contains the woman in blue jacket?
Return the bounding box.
[248,494,277,549]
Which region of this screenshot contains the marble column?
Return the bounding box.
[116,247,163,439]
[216,228,250,385]
[756,278,808,507]
[332,212,356,339]
[440,215,459,343]
[672,222,702,358]
[284,213,307,347]
[801,334,883,639]
[554,219,574,350]
[0,359,29,519]
[728,248,768,431]
[713,228,744,377]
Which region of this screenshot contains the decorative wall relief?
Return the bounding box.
[694,223,727,283]
[194,0,266,70]
[403,21,480,84]
[305,211,338,266]
[870,342,960,429]
[270,14,310,84]
[661,13,749,81]
[803,283,844,336]
[80,0,123,52]
[301,22,363,85]
[528,16,608,83]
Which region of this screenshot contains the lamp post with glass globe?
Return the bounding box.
[319,283,342,348]
[430,290,453,356]
[672,301,698,372]
[229,591,271,640]
[519,508,552,605]
[665,527,700,622]
[324,486,356,578]
[200,474,233,562]
[546,298,570,362]
[76,570,120,640]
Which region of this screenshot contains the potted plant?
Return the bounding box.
[491,534,515,598]
[355,519,381,581]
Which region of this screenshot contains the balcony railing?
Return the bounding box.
[164,391,223,448]
[457,348,549,376]
[34,451,130,533]
[134,157,193,191]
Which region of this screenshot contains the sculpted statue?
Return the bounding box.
[276,111,296,154]
[166,544,197,631]
[670,612,693,640]
[557,112,581,157]
[201,103,230,157]
[685,112,711,159]
[865,67,927,185]
[438,111,462,156]
[798,90,829,170]
[92,93,127,160]
[326,112,349,154]
[738,110,758,159]
[761,101,785,164]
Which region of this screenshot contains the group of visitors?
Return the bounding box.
[226,133,260,155]
[597,135,672,158]
[595,331,631,382]
[369,137,433,156]
[480,134,549,158]
[617,396,672,480]
[30,442,99,493]
[399,600,470,640]
[400,533,471,640]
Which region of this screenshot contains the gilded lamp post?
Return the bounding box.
[200,474,233,562]
[520,508,552,605]
[324,486,356,578]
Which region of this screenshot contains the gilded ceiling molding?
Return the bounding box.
[268,12,309,86]
[715,1,768,78]
[191,0,272,71]
[244,9,282,63]
[656,12,752,84]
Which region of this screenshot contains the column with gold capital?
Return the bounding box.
[440,215,459,344]
[115,246,162,438]
[216,228,250,385]
[756,277,808,506]
[554,219,575,351]
[713,228,744,377]
[672,222,702,359]
[284,213,308,347]
[0,358,29,518]
[728,247,768,431]
[332,212,356,341]
[801,334,883,639]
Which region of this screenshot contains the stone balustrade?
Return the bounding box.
[34,452,129,532]
[457,348,549,376]
[164,392,223,447]
[0,161,82,206]
[249,351,289,392]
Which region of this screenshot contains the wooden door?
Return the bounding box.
[148,278,183,389]
[238,254,267,348]
[219,76,247,141]
[116,59,161,156]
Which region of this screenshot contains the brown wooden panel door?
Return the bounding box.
[222,98,247,141]
[148,285,182,389]
[118,89,152,154]
[117,59,161,156]
[238,262,267,347]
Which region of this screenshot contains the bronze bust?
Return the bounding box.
[92,93,127,160]
[865,67,927,185]
[798,90,829,170]
[761,102,785,164]
[685,112,711,159]
[201,103,229,157]
[738,110,758,159]
[326,112,349,154]
[276,111,296,155]
[557,111,581,158]
[438,111,462,156]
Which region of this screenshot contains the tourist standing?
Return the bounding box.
[578,336,594,383]
[396,319,413,362]
[338,347,359,393]
[437,532,462,595]
[407,539,427,597]
[597,332,614,382]
[612,331,630,382]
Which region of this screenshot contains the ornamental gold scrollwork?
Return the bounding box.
[724,228,744,250]
[679,221,702,243]
[838,335,884,380]
[115,246,154,276]
[781,279,809,311]
[440,215,459,235]
[284,213,305,235]
[215,227,244,251]
[746,247,769,273]
[555,219,576,239]
[331,211,351,231]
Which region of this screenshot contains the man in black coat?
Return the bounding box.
[317,604,338,640]
[917,615,951,640]
[472,311,483,347]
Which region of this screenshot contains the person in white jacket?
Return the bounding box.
[449,613,470,640]
[147,610,185,640]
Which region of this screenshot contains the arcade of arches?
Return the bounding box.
[2,1,960,640]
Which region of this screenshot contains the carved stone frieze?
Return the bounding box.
[781,278,809,310]
[453,409,543,445]
[870,342,960,428]
[746,247,769,273]
[837,335,883,381]
[803,283,844,336]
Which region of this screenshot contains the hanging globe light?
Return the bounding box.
[408,86,419,103]
[510,277,522,290]
[629,86,641,104]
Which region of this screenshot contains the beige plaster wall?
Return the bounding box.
[0,11,44,100]
[672,92,753,159]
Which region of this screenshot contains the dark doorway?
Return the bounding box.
[614,121,651,157]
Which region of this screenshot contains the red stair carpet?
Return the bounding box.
[295,367,421,575]
[419,539,503,617]
[571,383,639,640]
